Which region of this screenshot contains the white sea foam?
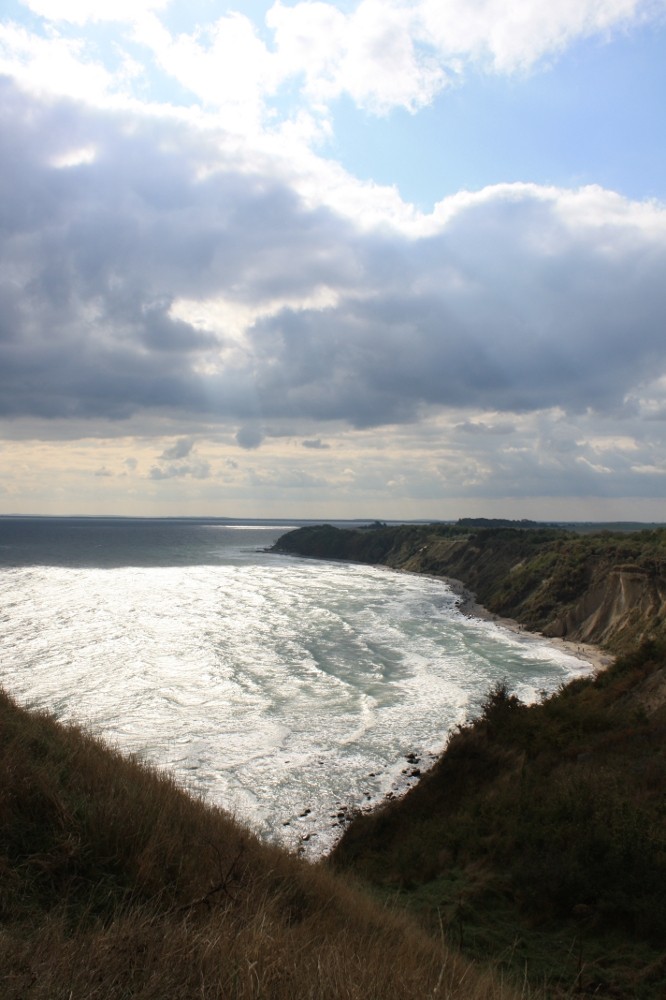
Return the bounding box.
[0,521,593,855]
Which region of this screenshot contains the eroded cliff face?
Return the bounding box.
[543,566,666,648]
[273,524,666,651]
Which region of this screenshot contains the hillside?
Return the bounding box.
[273,522,666,651]
[3,522,665,998]
[272,522,666,997]
[0,688,517,1000]
[330,640,666,998]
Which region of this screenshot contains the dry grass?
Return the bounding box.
[0,689,525,1000]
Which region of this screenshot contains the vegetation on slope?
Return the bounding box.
[5,521,665,997]
[273,522,666,650]
[331,640,666,998]
[0,688,519,1000]
[274,522,666,995]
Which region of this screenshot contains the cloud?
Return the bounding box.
[236,426,265,450]
[631,463,666,475]
[132,11,276,132]
[246,184,666,426]
[8,0,660,127]
[302,438,330,449]
[2,2,665,519]
[454,421,515,436]
[248,467,326,489]
[0,22,117,103]
[219,0,662,119]
[150,436,210,478]
[160,438,194,460]
[267,0,446,115]
[19,0,170,25]
[415,0,648,74]
[1,77,666,513]
[1,82,665,441]
[149,459,211,480]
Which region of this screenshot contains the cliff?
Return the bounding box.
[273,523,666,651]
[272,522,666,995]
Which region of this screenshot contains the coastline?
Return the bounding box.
[445,574,614,674]
[307,569,614,860]
[275,546,614,675]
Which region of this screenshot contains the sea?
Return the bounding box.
[0,516,593,856]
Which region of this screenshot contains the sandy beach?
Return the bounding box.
[447,575,615,675]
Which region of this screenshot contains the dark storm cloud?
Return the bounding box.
[2,78,666,438]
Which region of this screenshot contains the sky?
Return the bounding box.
[1,0,666,520]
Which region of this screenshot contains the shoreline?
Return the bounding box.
[372,556,615,675]
[307,570,614,861]
[278,548,614,676]
[445,574,614,674]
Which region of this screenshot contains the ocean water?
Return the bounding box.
[0,517,592,855]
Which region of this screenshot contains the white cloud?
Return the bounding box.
[0,23,115,102]
[51,145,98,168]
[19,0,170,25]
[268,0,348,103]
[132,12,276,132]
[5,0,664,142]
[265,0,659,116]
[268,0,445,114]
[415,0,649,73]
[170,286,341,349]
[631,463,666,474]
